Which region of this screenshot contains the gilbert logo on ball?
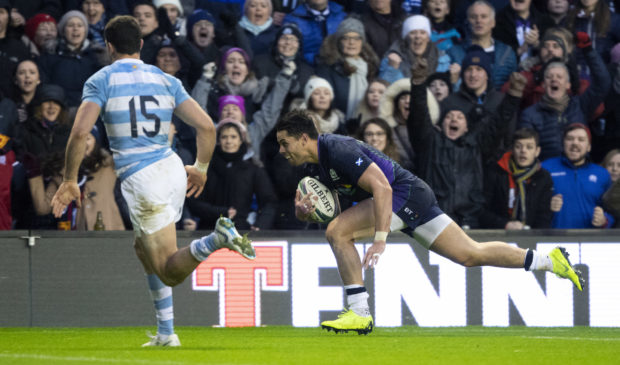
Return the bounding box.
[297,176,339,223]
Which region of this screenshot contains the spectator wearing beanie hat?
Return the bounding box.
[426,71,452,102]
[301,76,346,134]
[253,22,313,105]
[154,0,187,37]
[192,46,270,123]
[24,13,57,54]
[542,123,615,228]
[38,10,104,107]
[316,17,380,120]
[218,95,246,123]
[378,15,454,84]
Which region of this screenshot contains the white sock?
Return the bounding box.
[527,250,553,272]
[344,284,370,317]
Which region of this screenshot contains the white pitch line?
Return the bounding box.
[0,353,185,364]
[520,336,620,342]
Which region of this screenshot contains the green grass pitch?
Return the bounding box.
[1,326,619,364]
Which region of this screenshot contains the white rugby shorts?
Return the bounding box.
[390,213,453,249]
[121,153,186,236]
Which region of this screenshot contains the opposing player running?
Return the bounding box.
[51,16,255,347]
[276,109,584,335]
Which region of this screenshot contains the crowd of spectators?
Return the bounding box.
[0,0,619,231]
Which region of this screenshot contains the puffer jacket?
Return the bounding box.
[283,2,347,65]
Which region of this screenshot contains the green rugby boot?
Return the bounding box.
[321,309,373,335]
[549,247,585,291]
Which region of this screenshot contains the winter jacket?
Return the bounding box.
[518,47,611,161]
[241,23,281,58]
[192,70,293,163]
[542,156,615,228]
[253,45,314,104]
[361,7,405,59]
[441,86,511,162]
[407,80,521,228]
[38,41,104,107]
[480,151,554,229]
[186,145,277,230]
[15,117,71,159]
[571,11,620,64]
[448,38,517,90]
[283,2,347,65]
[315,46,378,117]
[379,40,451,84]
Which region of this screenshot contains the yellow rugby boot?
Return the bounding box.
[321,309,373,335]
[549,247,585,291]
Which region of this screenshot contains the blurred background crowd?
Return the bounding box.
[0,0,618,232]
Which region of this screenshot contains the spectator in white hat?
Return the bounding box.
[301,76,346,134]
[378,14,455,84]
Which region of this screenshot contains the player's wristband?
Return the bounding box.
[374,231,388,241]
[193,160,209,174]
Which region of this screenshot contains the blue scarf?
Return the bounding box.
[239,15,273,36]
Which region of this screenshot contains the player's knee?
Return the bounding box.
[325,220,345,246]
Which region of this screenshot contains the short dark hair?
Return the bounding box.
[276,109,319,140]
[132,0,157,15]
[512,128,540,146]
[104,16,142,55]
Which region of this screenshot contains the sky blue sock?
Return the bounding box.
[146,274,174,336]
[189,233,218,262]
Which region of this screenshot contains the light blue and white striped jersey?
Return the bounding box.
[82,58,190,181]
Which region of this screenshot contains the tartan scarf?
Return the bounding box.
[508,156,540,223]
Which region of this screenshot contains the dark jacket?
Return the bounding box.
[361,7,405,59]
[441,86,510,162]
[241,23,281,58]
[186,145,277,230]
[253,44,314,105]
[571,11,620,64]
[283,2,347,65]
[407,80,521,228]
[492,5,553,58]
[14,117,71,159]
[38,41,104,107]
[480,151,554,229]
[518,46,611,161]
[0,36,32,99]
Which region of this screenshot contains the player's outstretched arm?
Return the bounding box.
[174,98,216,197]
[51,101,101,218]
[357,163,392,269]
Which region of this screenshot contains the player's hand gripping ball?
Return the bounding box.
[297,177,340,223]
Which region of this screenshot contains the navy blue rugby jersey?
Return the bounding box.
[304,134,419,209]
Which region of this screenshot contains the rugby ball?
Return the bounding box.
[297,176,339,223]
